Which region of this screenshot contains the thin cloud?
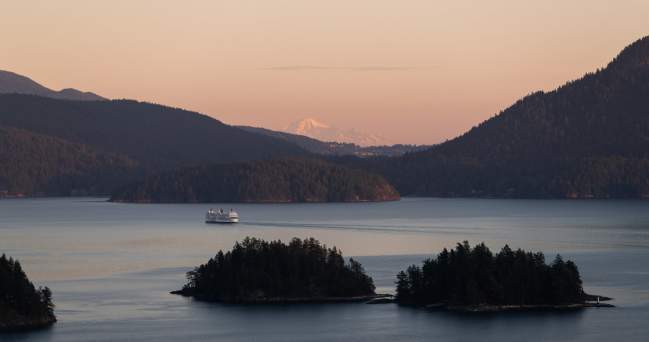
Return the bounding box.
[261,65,430,71]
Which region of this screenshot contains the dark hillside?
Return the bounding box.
[0,126,138,196]
[0,94,306,170]
[364,36,649,198]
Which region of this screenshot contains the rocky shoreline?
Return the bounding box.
[433,302,615,312]
[171,290,391,304]
[364,294,616,312]
[405,294,616,312]
[0,312,56,332]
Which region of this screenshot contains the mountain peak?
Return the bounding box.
[0,70,106,101]
[284,117,389,147]
[609,36,649,69]
[287,118,331,134]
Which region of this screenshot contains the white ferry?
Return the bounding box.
[205,208,240,224]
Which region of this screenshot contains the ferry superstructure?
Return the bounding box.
[205,208,239,223]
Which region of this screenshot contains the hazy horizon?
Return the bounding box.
[2,0,648,144]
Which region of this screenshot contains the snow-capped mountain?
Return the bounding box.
[284,118,389,147]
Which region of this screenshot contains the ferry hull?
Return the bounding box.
[205,219,239,224]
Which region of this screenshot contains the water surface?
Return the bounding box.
[1,197,648,341]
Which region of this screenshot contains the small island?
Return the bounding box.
[0,254,56,331]
[110,158,400,203]
[172,237,377,303]
[396,241,612,312]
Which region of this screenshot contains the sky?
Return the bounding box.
[1,0,648,144]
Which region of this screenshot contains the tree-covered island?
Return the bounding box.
[0,254,56,331]
[172,237,377,303]
[396,242,612,311]
[111,158,399,203]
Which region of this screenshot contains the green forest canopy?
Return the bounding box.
[178,237,375,302]
[110,158,399,203]
[0,254,55,329]
[396,241,584,306]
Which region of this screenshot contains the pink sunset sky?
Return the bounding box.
[2,0,648,144]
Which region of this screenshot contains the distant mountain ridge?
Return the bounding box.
[0,94,307,196]
[285,118,389,146]
[0,70,106,101]
[238,125,429,157]
[356,36,649,198]
[0,94,306,170]
[5,36,649,199]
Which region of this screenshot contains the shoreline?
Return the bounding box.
[5,193,649,201]
[436,302,615,312]
[0,314,56,332]
[170,290,616,311]
[171,290,391,304]
[110,196,401,204]
[406,294,615,312]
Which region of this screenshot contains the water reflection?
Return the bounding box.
[1,197,648,341]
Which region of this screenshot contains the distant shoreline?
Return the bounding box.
[0,194,399,203]
[4,194,649,202]
[111,197,401,204]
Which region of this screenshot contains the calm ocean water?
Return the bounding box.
[1,197,648,341]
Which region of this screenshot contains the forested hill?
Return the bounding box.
[110,158,400,203]
[0,94,306,169]
[175,237,375,302]
[369,36,649,198]
[396,242,587,308]
[0,126,139,196]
